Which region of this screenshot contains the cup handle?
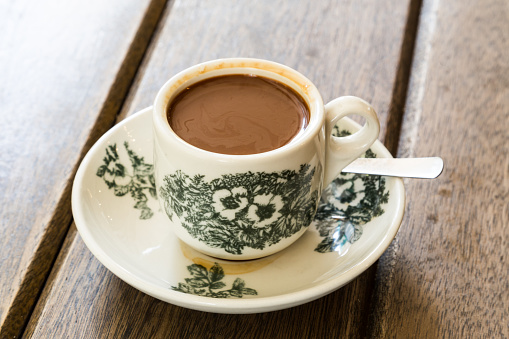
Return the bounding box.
[323,96,380,185]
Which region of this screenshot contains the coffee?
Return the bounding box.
[167,74,309,155]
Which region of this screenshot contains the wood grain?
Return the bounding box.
[368,0,509,337]
[25,0,416,338]
[0,0,167,338]
[26,225,380,338]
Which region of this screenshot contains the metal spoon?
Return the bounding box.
[342,157,443,179]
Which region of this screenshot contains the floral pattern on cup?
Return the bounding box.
[159,164,319,255]
[211,187,249,220]
[247,194,284,228]
[95,128,390,258]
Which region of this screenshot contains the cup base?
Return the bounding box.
[174,227,308,261]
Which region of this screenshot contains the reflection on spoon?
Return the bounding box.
[342,157,444,179]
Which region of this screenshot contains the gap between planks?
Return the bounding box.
[10,1,171,338]
[21,1,424,337]
[362,0,424,337]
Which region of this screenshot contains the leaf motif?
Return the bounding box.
[131,189,148,202]
[114,185,129,196]
[115,163,125,177]
[187,264,209,279]
[105,144,119,162]
[171,263,257,299]
[229,289,243,298]
[124,141,141,165]
[209,281,226,290]
[231,278,245,291]
[365,149,376,158]
[209,263,225,283]
[242,288,257,296]
[339,187,356,203]
[315,238,334,253]
[97,142,156,219]
[135,163,153,176]
[313,141,389,253]
[185,278,209,288]
[96,165,107,177]
[139,208,153,220]
[213,291,230,298]
[160,164,319,254]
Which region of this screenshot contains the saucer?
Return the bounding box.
[72,107,405,313]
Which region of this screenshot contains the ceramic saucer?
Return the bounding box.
[72,107,405,313]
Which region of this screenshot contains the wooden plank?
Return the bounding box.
[25,0,417,337]
[368,0,509,337]
[26,225,382,338]
[0,0,167,338]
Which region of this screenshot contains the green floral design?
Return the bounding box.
[159,164,319,255]
[96,142,156,219]
[172,263,257,298]
[314,128,390,253]
[96,128,390,255]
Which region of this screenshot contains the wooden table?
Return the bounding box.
[1,0,507,337]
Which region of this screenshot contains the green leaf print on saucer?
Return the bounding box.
[172,263,257,298]
[159,164,319,255]
[96,142,157,219]
[95,128,390,256]
[313,128,390,254]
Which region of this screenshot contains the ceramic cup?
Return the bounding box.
[153,58,380,260]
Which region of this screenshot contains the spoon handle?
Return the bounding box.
[342,157,444,179]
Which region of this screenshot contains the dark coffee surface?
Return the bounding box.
[167,75,309,155]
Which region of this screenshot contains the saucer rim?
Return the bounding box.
[72,106,405,313]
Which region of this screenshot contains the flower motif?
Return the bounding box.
[236,222,263,247]
[327,180,364,209]
[247,194,283,228]
[212,187,248,220]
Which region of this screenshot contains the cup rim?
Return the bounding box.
[153,58,324,159]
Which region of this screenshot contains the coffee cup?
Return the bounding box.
[153,58,380,260]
